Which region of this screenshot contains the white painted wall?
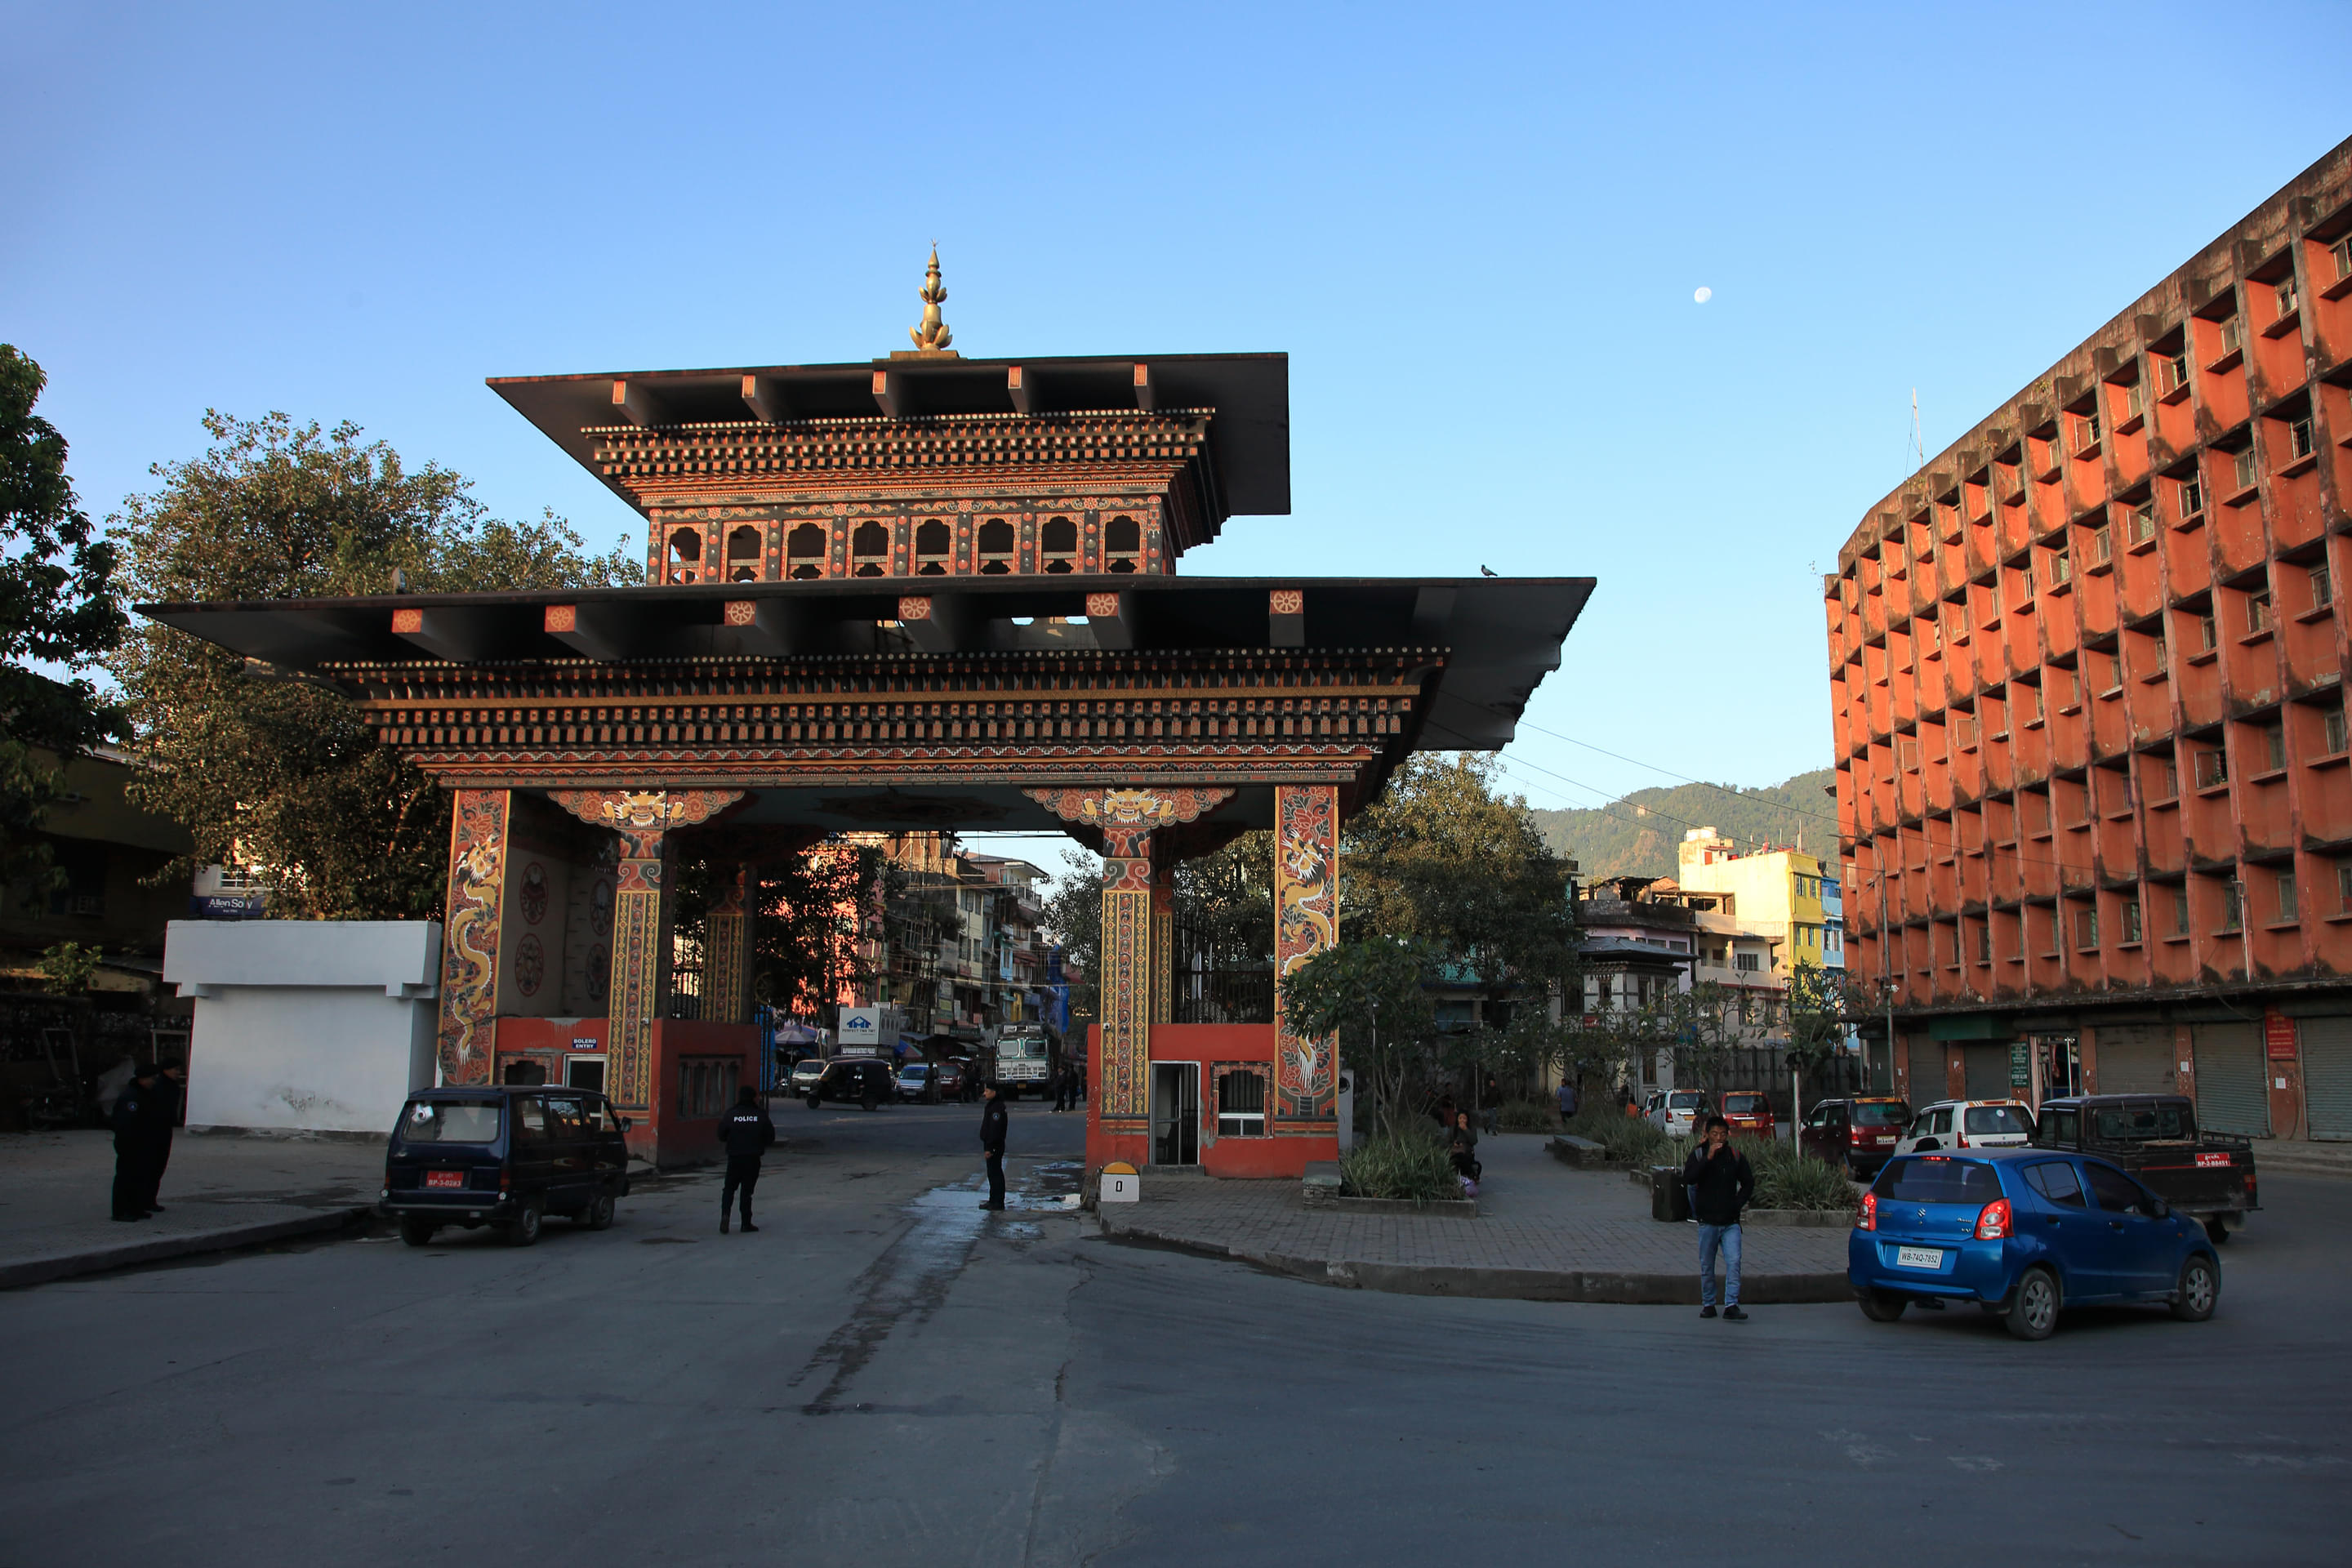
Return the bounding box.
[164,920,440,1137]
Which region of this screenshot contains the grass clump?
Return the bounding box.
[1559,1106,1675,1167]
[1497,1098,1558,1134]
[1739,1135,1860,1211]
[1339,1128,1461,1202]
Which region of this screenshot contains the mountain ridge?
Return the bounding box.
[1526,767,1838,881]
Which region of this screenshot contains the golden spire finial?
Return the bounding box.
[907,245,953,353]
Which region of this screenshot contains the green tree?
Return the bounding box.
[1343,754,1581,1108]
[108,412,638,920]
[1278,936,1437,1137]
[0,346,128,896]
[671,838,889,1018]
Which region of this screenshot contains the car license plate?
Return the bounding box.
[2194,1152,2231,1168]
[425,1170,463,1189]
[1895,1245,1944,1270]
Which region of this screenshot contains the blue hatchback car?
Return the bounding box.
[1848,1149,2221,1341]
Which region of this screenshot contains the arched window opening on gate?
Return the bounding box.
[915,519,951,575]
[1040,514,1077,573]
[786,523,826,579]
[978,517,1014,574]
[667,527,703,583]
[1105,514,1140,572]
[851,520,889,577]
[726,525,762,581]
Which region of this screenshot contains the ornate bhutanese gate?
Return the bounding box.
[145,323,1588,1174]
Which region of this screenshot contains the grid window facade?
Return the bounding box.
[1828,143,2352,1018]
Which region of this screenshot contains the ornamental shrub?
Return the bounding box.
[1339,1129,1459,1202]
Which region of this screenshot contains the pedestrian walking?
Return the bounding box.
[1682,1114,1755,1321]
[109,1062,167,1222]
[719,1085,776,1234]
[1046,1067,1065,1112]
[1557,1076,1579,1126]
[978,1082,1008,1209]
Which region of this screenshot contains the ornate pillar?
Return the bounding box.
[701,862,756,1024]
[1026,787,1233,1134]
[437,788,512,1085]
[1274,784,1339,1124]
[1150,856,1176,1026]
[549,790,745,1111]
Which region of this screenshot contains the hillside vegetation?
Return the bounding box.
[1527,767,1837,881]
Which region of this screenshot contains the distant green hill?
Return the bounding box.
[1527,767,1838,881]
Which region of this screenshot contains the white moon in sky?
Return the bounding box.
[1694,286,1713,304]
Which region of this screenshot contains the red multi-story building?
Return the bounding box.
[1828,136,2352,1149]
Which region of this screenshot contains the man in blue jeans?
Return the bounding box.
[1682,1114,1755,1321]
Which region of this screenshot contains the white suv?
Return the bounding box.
[1893,1098,2035,1156]
[1646,1089,1709,1138]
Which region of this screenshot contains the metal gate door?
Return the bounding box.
[1962,1043,2009,1101]
[2191,1022,2270,1138]
[2096,1025,2173,1094]
[2301,1016,2352,1141]
[1907,1038,1944,1102]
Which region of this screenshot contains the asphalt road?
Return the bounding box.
[0,1100,2342,1567]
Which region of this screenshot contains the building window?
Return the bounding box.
[1735,951,1760,973]
[1040,515,1078,572]
[2193,747,2228,789]
[2262,724,2287,773]
[2050,548,2073,586]
[2289,416,2316,462]
[2121,898,2142,945]
[2074,907,2099,951]
[726,525,762,581]
[2233,448,2259,491]
[2220,880,2243,935]
[2334,235,2352,284]
[2129,503,2158,545]
[2159,351,2190,394]
[2172,888,2192,938]
[2179,475,2204,519]
[2338,861,2352,913]
[850,520,889,576]
[1104,514,1141,572]
[976,517,1014,573]
[914,519,951,574]
[2314,564,2335,612]
[2220,315,2246,358]
[2247,586,2274,635]
[1215,1068,1268,1137]
[2276,276,2300,318]
[787,523,826,578]
[2278,871,2299,923]
[1976,923,1992,964]
[2196,613,2218,653]
[2088,525,2111,565]
[678,1057,738,1119]
[666,526,704,583]
[2326,706,2348,757]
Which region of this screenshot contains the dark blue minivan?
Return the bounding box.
[1848,1149,2220,1340]
[380,1087,632,1248]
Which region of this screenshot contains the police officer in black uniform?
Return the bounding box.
[978,1081,1008,1210]
[719,1085,776,1233]
[110,1062,165,1221]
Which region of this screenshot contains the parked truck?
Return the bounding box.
[2029,1094,2260,1244]
[992,1022,1053,1098]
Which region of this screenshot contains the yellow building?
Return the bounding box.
[1674,827,1831,982]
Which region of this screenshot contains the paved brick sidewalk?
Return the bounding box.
[0,1129,388,1290]
[1096,1131,1853,1303]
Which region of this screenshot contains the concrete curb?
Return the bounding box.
[0,1207,371,1291]
[1096,1213,1853,1305]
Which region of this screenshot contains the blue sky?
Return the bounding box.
[8,1,2350,854]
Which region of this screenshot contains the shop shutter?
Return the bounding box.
[2301,1017,2352,1142]
[1962,1042,2010,1101]
[2192,1022,2270,1138]
[2093,1025,2172,1094]
[1907,1038,1944,1102]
